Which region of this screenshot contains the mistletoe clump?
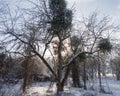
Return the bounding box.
[98,38,112,53]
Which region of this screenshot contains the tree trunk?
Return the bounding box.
[98,52,102,91]
[83,61,87,90]
[57,82,64,96]
[98,62,102,90]
[22,57,29,92]
[23,59,28,92]
[57,37,63,95]
[71,61,81,88]
[116,71,120,80]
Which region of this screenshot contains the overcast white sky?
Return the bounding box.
[68,0,120,24]
[1,0,120,25]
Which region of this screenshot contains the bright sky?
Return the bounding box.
[67,0,120,24]
[1,0,120,25]
[0,0,119,40]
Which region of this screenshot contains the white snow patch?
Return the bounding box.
[0,77,120,96]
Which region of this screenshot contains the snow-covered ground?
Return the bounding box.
[0,76,120,96]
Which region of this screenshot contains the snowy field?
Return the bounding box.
[0,75,120,96]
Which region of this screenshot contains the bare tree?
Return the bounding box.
[0,1,117,95]
[68,12,114,90]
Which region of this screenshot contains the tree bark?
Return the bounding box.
[71,61,81,88]
[83,61,87,90]
[98,52,102,91]
[57,37,63,95]
[22,57,29,92]
[57,82,64,96]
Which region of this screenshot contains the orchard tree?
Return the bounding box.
[48,0,72,94]
[69,12,114,90]
[0,0,118,95]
